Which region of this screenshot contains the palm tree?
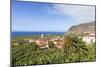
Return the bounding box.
[63,33,88,54]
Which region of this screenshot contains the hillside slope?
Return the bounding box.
[67,21,96,34]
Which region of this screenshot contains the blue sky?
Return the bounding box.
[12,0,95,32]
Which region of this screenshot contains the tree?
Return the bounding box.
[63,34,88,54]
[48,41,55,48]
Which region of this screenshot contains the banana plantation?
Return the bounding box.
[11,34,96,66]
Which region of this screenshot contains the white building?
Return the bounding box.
[29,39,35,43]
[83,33,95,44]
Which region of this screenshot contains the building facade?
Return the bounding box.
[83,32,95,44]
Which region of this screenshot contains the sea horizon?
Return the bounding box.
[12,31,65,37]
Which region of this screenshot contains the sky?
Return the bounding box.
[12,0,95,32]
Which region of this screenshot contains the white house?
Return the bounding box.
[29,39,35,43]
[83,32,95,44]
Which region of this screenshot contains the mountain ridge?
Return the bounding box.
[67,21,96,34]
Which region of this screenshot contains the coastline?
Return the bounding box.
[12,31,65,37]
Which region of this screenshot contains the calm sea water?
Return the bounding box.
[12,32,65,37]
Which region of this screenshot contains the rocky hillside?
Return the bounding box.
[67,21,96,34]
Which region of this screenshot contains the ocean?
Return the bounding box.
[12,32,65,37]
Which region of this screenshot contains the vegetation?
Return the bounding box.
[67,21,95,35]
[11,34,96,66]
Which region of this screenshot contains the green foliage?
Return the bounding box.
[12,34,96,66]
[63,34,87,54]
[48,41,55,48]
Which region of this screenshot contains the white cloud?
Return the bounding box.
[48,4,95,23]
[17,0,96,23]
